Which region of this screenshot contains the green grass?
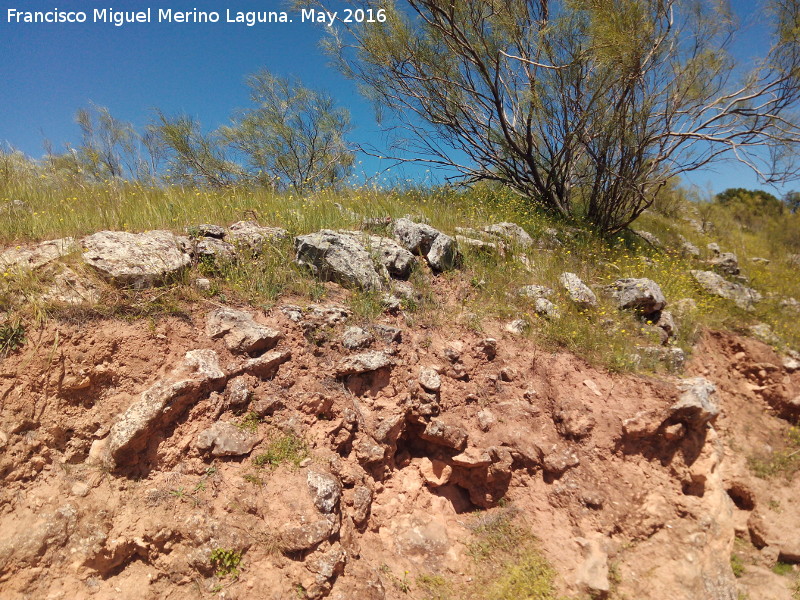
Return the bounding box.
[772,562,794,576]
[236,411,261,433]
[0,319,25,356]
[252,434,308,469]
[466,511,565,600]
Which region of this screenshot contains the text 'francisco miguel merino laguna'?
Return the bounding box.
[6,8,389,27]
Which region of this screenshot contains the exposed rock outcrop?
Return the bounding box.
[82,230,191,288]
[295,230,388,291]
[690,270,762,310]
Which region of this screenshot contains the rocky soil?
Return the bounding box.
[0,219,799,599]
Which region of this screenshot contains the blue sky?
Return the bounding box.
[0,0,795,196]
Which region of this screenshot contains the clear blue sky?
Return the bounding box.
[0,0,795,196]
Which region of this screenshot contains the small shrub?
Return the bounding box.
[253,434,308,469]
[210,548,242,579]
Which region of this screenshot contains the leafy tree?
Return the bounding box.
[73,104,139,179]
[716,187,785,218]
[149,111,241,188]
[220,70,354,192]
[312,0,800,233]
[784,190,800,213]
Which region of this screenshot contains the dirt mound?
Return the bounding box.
[0,305,798,599]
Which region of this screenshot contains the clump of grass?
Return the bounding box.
[0,319,25,355]
[242,472,264,486]
[209,547,242,579]
[730,554,745,578]
[236,411,261,433]
[416,573,453,600]
[772,562,794,576]
[253,434,308,469]
[467,510,561,600]
[747,427,800,480]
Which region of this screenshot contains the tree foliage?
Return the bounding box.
[715,187,786,229]
[315,0,800,233]
[42,104,159,182]
[148,111,241,188]
[220,70,354,192]
[784,190,800,213]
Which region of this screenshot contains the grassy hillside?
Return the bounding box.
[2,150,799,371]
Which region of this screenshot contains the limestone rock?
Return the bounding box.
[236,349,292,379]
[534,297,560,319]
[481,222,534,247]
[477,409,496,432]
[0,238,76,271]
[634,229,663,248]
[195,421,259,457]
[690,270,762,310]
[518,284,554,299]
[709,252,740,276]
[103,349,226,466]
[450,447,493,468]
[193,237,236,262]
[418,367,442,393]
[280,516,338,553]
[671,377,720,429]
[295,229,387,291]
[40,267,101,305]
[419,419,468,450]
[225,376,253,408]
[341,231,415,279]
[607,278,666,315]
[372,324,402,343]
[390,218,441,255]
[225,221,288,250]
[206,307,282,355]
[542,446,580,475]
[307,470,342,514]
[560,272,598,309]
[335,352,394,376]
[455,235,499,252]
[190,223,225,238]
[678,236,700,258]
[426,233,459,272]
[342,326,374,350]
[391,217,459,272]
[82,230,191,288]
